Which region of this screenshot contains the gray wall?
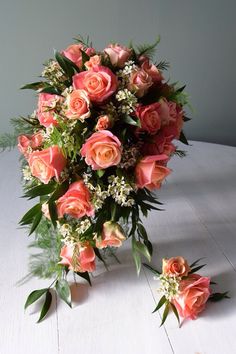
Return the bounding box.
[1,0,235,146]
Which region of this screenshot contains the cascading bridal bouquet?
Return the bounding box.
[0,36,191,322]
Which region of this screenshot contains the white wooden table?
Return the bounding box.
[0,141,236,354]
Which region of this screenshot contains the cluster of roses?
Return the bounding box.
[18,40,186,274]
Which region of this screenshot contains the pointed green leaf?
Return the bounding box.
[179,131,189,145]
[23,182,56,199]
[137,223,148,240]
[29,210,42,235]
[189,264,206,274]
[20,82,46,91]
[37,290,52,323]
[75,271,92,286]
[48,201,58,228]
[190,257,206,268]
[152,295,166,313]
[160,302,170,327]
[123,115,141,127]
[19,203,41,225]
[80,49,90,65]
[48,181,69,202]
[170,303,180,325]
[24,288,48,310]
[142,263,161,275]
[39,86,61,95]
[133,239,151,262]
[96,169,105,178]
[209,292,230,302]
[94,248,108,269]
[55,279,72,308]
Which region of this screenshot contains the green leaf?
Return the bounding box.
[96,169,105,178]
[39,86,61,95]
[29,210,43,235]
[20,82,46,91]
[176,85,186,93]
[142,263,161,275]
[37,290,52,323]
[160,301,170,327]
[48,201,58,228]
[190,257,206,268]
[136,36,161,59]
[23,182,56,199]
[48,182,69,202]
[19,203,42,226]
[94,248,108,269]
[152,295,166,313]
[189,264,206,274]
[56,279,72,308]
[179,131,189,145]
[55,51,80,78]
[80,49,90,65]
[133,239,152,262]
[132,237,141,275]
[137,223,148,240]
[75,271,92,286]
[123,115,141,127]
[209,292,230,302]
[24,288,48,310]
[170,303,180,325]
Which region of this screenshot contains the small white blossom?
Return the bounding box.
[158,274,181,301]
[22,166,33,181]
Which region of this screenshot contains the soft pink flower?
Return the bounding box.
[80,130,122,170]
[128,68,153,97]
[96,221,126,248]
[136,103,161,135]
[18,132,43,157]
[57,181,94,219]
[28,145,66,184]
[62,43,95,68]
[95,115,112,131]
[37,93,61,127]
[104,43,132,68]
[65,89,90,121]
[59,242,96,272]
[142,132,176,156]
[162,257,190,277]
[173,274,211,320]
[73,65,118,104]
[140,57,163,83]
[84,55,101,70]
[135,155,171,190]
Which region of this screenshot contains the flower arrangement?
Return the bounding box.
[144,257,229,326]
[0,36,192,322]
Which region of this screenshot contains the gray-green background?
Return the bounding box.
[1,0,235,146]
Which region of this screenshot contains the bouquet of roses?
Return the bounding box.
[1,36,191,321]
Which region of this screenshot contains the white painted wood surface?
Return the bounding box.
[0,141,236,354]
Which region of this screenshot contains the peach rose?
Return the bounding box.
[18,132,43,157]
[173,274,211,319]
[136,103,161,135]
[28,145,66,184]
[162,257,190,277]
[95,115,112,131]
[96,221,126,248]
[142,133,176,156]
[162,108,184,141]
[84,55,101,70]
[80,130,122,170]
[128,68,153,98]
[62,43,95,68]
[73,65,118,104]
[37,93,61,127]
[135,155,171,190]
[65,89,90,121]
[104,43,132,68]
[57,180,94,219]
[140,57,163,83]
[59,242,96,272]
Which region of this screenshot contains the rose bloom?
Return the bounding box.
[136,103,161,135]
[62,43,95,68]
[28,145,66,184]
[37,93,61,127]
[173,274,211,319]
[18,132,43,157]
[96,221,126,249]
[80,130,122,170]
[135,154,171,190]
[59,242,96,273]
[128,68,153,98]
[65,89,90,121]
[95,115,112,131]
[84,55,101,70]
[142,132,176,156]
[140,57,163,83]
[104,43,132,68]
[57,180,94,219]
[73,65,118,104]
[162,108,184,141]
[162,257,190,277]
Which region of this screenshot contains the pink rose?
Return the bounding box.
[173,274,211,319]
[95,115,112,131]
[136,103,161,135]
[65,89,90,121]
[96,221,126,248]
[140,57,163,83]
[57,181,94,219]
[73,65,118,104]
[59,242,96,272]
[84,55,101,70]
[62,43,95,68]
[162,257,190,277]
[18,132,43,157]
[162,107,184,141]
[135,155,171,190]
[128,68,153,97]
[104,43,132,68]
[142,132,176,156]
[28,145,66,184]
[37,93,61,127]
[81,130,122,170]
